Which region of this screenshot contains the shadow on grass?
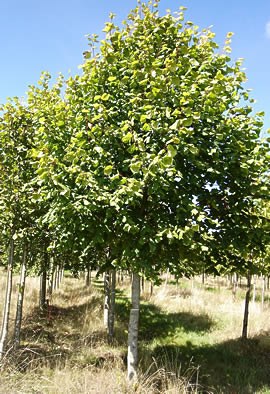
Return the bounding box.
[13,282,270,393]
[149,339,270,394]
[116,298,214,342]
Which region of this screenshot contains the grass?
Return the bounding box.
[0,271,270,393]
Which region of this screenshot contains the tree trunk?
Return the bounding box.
[232,272,238,301]
[242,273,251,339]
[13,243,27,349]
[108,269,116,343]
[53,265,58,291]
[0,237,15,359]
[56,264,62,288]
[40,271,47,309]
[85,267,91,287]
[39,250,48,309]
[252,275,256,304]
[47,257,54,298]
[127,272,140,381]
[261,275,265,311]
[103,271,110,327]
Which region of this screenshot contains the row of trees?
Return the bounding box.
[0,1,269,380]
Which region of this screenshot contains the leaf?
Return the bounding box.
[170,120,180,130]
[130,161,142,174]
[167,145,177,158]
[101,93,110,101]
[108,76,117,82]
[104,165,113,175]
[183,118,193,127]
[122,132,133,144]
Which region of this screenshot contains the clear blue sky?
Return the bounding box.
[0,0,270,134]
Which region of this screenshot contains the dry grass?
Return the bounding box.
[0,271,270,393]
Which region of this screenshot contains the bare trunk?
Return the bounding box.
[103,271,110,327]
[141,275,145,293]
[252,275,256,304]
[13,243,27,349]
[39,250,48,309]
[85,267,91,287]
[56,264,62,288]
[150,281,153,298]
[232,272,238,301]
[47,257,54,298]
[242,273,251,339]
[127,272,140,381]
[0,237,15,359]
[108,269,116,343]
[261,275,265,311]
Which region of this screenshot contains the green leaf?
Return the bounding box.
[104,165,113,175]
[130,162,142,174]
[122,132,133,144]
[167,145,177,158]
[101,93,110,101]
[108,76,117,82]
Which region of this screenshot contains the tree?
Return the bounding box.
[58,2,268,378]
[25,1,269,379]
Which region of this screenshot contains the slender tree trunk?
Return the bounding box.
[261,275,265,311]
[127,272,140,381]
[47,257,54,298]
[108,269,116,343]
[104,271,110,328]
[85,267,91,287]
[242,272,251,339]
[13,243,27,350]
[40,271,47,309]
[252,275,256,304]
[39,250,48,309]
[232,272,238,301]
[141,275,145,294]
[202,270,205,285]
[150,281,153,298]
[56,264,61,288]
[53,265,58,291]
[0,237,15,359]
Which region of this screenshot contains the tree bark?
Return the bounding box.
[261,275,265,311]
[47,257,54,298]
[242,272,251,339]
[252,275,256,304]
[85,266,91,287]
[127,272,140,381]
[13,243,27,349]
[39,250,48,309]
[232,272,238,301]
[0,237,15,359]
[103,271,110,327]
[108,269,116,343]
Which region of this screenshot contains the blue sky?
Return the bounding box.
[0,0,269,134]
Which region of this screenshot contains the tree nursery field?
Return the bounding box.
[0,271,270,393]
[0,1,269,393]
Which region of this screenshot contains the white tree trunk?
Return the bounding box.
[261,275,265,311]
[0,237,15,359]
[14,243,27,349]
[252,275,256,304]
[127,272,140,381]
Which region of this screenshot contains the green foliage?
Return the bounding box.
[0,2,269,278]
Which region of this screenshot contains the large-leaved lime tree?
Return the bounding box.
[53,2,269,380]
